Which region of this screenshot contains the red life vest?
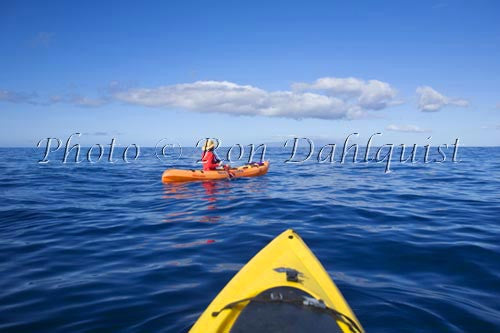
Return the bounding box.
[201,151,219,171]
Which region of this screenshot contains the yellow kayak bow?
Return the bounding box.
[189,229,364,333]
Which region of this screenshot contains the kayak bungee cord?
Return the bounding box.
[211,293,363,333]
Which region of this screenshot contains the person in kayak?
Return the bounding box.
[201,139,222,171]
[201,139,235,177]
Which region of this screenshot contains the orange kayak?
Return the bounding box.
[162,161,269,183]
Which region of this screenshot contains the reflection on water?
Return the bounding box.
[162,179,269,226]
[201,181,217,201]
[171,239,216,248]
[161,182,193,200]
[162,181,231,224]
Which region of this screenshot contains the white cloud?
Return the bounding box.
[386,124,430,133]
[2,77,401,119]
[416,86,469,112]
[115,81,354,119]
[67,95,109,107]
[0,90,39,104]
[481,124,500,130]
[0,89,108,107]
[292,77,400,110]
[115,78,399,120]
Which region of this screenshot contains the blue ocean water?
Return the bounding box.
[0,146,499,332]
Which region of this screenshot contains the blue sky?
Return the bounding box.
[1,0,499,147]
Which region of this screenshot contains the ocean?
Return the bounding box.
[0,146,499,332]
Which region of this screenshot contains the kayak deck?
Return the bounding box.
[189,229,364,333]
[229,286,343,333]
[162,161,269,183]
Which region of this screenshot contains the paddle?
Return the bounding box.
[223,164,235,179]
